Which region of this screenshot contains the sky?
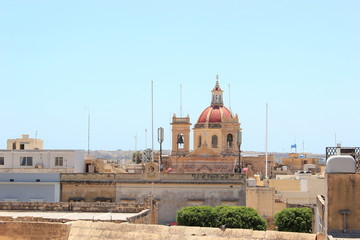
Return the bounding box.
[0,1,359,154]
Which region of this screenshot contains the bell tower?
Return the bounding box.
[171,114,191,155]
[211,75,224,107]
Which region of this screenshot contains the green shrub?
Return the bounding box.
[215,205,267,230]
[176,206,217,227]
[274,207,312,233]
[176,205,267,230]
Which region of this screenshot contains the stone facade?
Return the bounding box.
[0,149,85,173]
[7,134,44,150]
[281,153,321,172]
[60,172,246,224]
[242,154,275,177]
[0,221,71,240]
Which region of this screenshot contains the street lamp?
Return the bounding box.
[157,127,164,172]
[236,131,242,173]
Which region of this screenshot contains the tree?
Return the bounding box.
[274,207,312,233]
[132,151,142,164]
[176,205,267,230]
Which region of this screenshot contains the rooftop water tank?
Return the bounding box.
[326,155,356,173]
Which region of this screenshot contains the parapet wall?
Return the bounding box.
[61,173,245,184]
[327,173,360,233]
[0,221,71,240]
[0,202,147,213]
[0,220,316,240]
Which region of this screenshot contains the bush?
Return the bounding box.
[215,205,267,230]
[176,205,267,230]
[274,207,312,233]
[176,206,217,227]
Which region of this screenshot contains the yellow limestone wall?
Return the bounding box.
[268,179,300,191]
[67,221,316,240]
[327,174,360,232]
[0,222,70,240]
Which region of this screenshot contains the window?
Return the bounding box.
[0,157,4,165]
[177,133,184,149]
[227,134,233,148]
[55,157,64,166]
[198,135,202,148]
[211,135,218,148]
[20,157,33,166]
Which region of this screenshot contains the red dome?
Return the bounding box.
[197,106,234,123]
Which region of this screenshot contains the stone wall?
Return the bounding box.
[116,182,245,224]
[0,220,317,240]
[326,173,360,235]
[243,155,275,177]
[0,221,71,240]
[246,187,278,218]
[61,172,245,183]
[269,179,300,191]
[67,221,316,240]
[60,173,246,225]
[0,202,147,213]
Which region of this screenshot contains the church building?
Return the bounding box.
[165,77,242,173]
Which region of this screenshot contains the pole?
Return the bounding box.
[159,142,162,172]
[180,84,183,117]
[236,131,242,173]
[88,110,90,156]
[265,103,268,180]
[151,81,154,162]
[157,127,164,172]
[145,129,147,149]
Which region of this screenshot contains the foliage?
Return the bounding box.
[274,207,312,233]
[176,205,267,230]
[132,148,153,163]
[132,151,142,164]
[176,206,218,227]
[215,205,267,230]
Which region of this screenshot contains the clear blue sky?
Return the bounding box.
[1,1,359,154]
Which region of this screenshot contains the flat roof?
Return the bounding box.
[0,210,146,221]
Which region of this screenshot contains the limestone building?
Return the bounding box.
[166,78,242,173]
[7,134,43,150]
[0,135,85,173]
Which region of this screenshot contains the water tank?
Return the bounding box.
[326,155,356,173]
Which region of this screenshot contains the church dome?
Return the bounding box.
[197,106,234,123]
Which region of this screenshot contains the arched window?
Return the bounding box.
[198,135,202,148]
[211,135,218,148]
[227,134,233,148]
[177,133,184,149]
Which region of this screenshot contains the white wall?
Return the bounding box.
[0,150,85,173]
